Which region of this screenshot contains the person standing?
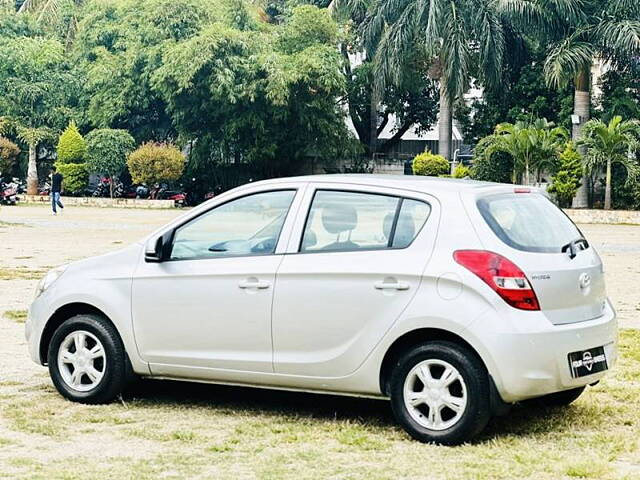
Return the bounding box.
[51,166,64,215]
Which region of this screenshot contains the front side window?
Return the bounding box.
[300,190,430,253]
[477,193,583,253]
[170,190,295,260]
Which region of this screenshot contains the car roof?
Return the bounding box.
[249,174,522,195]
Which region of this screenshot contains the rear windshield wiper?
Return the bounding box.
[561,238,589,259]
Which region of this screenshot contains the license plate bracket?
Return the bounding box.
[568,346,608,378]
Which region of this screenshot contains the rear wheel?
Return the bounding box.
[48,314,128,404]
[537,386,585,407]
[389,341,490,445]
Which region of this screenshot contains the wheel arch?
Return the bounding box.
[378,328,488,397]
[39,303,113,365]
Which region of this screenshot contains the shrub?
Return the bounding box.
[470,135,514,183]
[412,151,450,176]
[86,128,136,179]
[452,165,472,179]
[127,142,185,185]
[54,162,89,195]
[56,121,87,164]
[548,142,583,208]
[0,136,20,176]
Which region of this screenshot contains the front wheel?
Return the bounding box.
[389,341,490,445]
[47,314,128,404]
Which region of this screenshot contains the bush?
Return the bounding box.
[56,121,87,164]
[548,142,582,208]
[452,165,472,178]
[0,136,20,176]
[412,151,450,176]
[127,142,185,185]
[86,128,136,179]
[54,162,89,195]
[470,135,514,183]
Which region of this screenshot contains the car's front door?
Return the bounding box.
[272,185,439,377]
[132,188,300,373]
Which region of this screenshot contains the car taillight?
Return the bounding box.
[453,250,540,311]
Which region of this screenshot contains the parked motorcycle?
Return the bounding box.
[92,177,124,198]
[0,180,18,205]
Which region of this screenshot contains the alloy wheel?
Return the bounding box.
[402,359,468,431]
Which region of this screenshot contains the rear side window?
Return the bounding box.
[300,190,430,253]
[477,193,583,253]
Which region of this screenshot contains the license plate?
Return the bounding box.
[568,346,608,378]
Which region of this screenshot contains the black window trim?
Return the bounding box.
[296,188,431,255]
[166,188,298,262]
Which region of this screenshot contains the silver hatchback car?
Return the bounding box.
[26,175,617,445]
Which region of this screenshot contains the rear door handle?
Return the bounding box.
[238,278,271,289]
[374,280,410,291]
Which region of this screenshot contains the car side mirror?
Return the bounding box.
[145,231,172,263]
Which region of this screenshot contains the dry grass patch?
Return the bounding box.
[0,267,46,280]
[3,309,27,323]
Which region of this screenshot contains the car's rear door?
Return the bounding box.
[272,183,439,377]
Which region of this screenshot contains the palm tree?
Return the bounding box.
[338,0,505,160]
[580,116,640,209]
[492,119,567,185]
[16,126,54,195]
[498,0,640,205]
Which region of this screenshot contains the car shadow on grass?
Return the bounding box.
[123,378,588,442]
[125,379,394,425]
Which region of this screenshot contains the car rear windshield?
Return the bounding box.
[477,193,584,253]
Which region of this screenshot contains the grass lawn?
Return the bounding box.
[0,330,638,479]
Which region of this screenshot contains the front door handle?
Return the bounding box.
[238,278,271,289]
[374,280,410,291]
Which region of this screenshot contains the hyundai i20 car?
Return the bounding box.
[26,175,617,445]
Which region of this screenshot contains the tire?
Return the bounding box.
[389,341,490,445]
[536,386,585,407]
[47,314,128,404]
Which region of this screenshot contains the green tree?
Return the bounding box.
[580,116,640,210]
[54,162,88,194]
[0,136,20,177]
[0,36,80,193]
[352,0,505,159]
[75,0,217,141]
[57,121,87,163]
[85,128,135,197]
[470,136,514,183]
[412,151,449,177]
[153,5,354,179]
[456,45,574,143]
[548,142,583,207]
[127,142,185,185]
[499,0,640,205]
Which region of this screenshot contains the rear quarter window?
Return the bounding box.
[477,193,583,253]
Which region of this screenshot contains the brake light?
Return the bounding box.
[513,188,531,193]
[453,250,540,311]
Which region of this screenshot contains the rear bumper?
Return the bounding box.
[468,299,618,403]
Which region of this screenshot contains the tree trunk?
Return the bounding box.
[604,157,612,210]
[26,143,38,195]
[438,82,453,160]
[369,89,377,158]
[571,67,591,208]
